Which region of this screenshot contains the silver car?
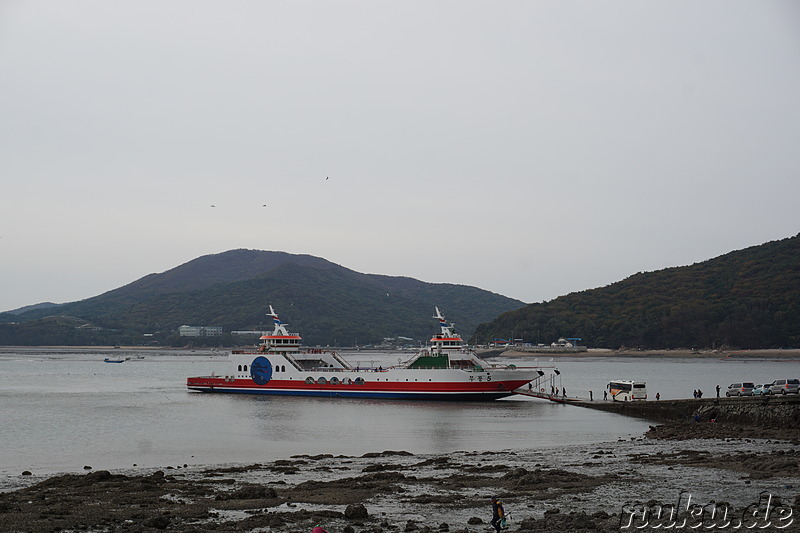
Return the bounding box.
[766,379,800,395]
[725,382,755,396]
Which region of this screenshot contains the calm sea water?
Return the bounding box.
[0,348,797,486]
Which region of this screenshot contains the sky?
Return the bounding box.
[1,1,799,312]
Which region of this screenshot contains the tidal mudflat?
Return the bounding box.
[2,423,798,532]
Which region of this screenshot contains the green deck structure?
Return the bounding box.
[408,354,449,368]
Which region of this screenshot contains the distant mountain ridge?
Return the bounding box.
[0,250,526,346]
[5,302,59,315]
[472,233,800,349]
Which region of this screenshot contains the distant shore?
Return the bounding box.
[490,348,800,359]
[2,346,800,360]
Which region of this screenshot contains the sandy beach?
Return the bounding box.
[2,421,798,533]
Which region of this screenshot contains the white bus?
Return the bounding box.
[608,380,647,401]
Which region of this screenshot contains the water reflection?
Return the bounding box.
[223,392,648,457]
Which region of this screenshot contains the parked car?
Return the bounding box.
[752,384,769,395]
[725,382,755,396]
[766,379,800,395]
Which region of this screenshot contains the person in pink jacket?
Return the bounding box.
[312,525,330,533]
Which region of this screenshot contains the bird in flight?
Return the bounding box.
[326,176,329,180]
[210,204,216,208]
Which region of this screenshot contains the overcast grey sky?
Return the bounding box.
[1,1,799,312]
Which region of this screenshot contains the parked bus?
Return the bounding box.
[608,380,647,401]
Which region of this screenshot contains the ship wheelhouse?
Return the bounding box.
[407,308,486,370]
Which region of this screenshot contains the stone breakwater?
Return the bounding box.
[571,395,800,427]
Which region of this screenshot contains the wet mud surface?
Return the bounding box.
[2,426,799,532]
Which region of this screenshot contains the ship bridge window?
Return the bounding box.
[238,365,242,371]
[281,365,286,372]
[317,377,328,384]
[243,365,248,371]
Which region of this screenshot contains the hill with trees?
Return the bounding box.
[472,233,800,349]
[0,249,525,346]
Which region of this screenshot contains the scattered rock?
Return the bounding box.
[143,515,171,529]
[344,503,369,519]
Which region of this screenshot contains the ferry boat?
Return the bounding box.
[186,306,547,400]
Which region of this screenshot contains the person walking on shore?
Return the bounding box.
[716,384,720,398]
[490,496,505,532]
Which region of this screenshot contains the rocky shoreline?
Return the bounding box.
[2,423,799,533]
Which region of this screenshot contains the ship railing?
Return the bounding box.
[303,366,392,372]
[330,351,353,369]
[282,353,305,372]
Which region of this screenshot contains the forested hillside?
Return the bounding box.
[0,250,524,346]
[472,234,800,349]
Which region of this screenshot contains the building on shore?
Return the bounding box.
[178,325,223,337]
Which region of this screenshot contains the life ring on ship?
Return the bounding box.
[540,388,545,393]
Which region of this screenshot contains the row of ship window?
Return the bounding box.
[238,364,287,372]
[306,377,366,385]
[305,377,434,384]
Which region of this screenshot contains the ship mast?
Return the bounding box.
[267,304,290,336]
[434,306,456,337]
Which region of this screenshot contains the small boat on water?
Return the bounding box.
[103,357,126,363]
[187,306,548,400]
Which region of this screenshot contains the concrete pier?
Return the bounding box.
[568,395,800,427]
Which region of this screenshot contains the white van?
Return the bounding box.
[608,380,647,401]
